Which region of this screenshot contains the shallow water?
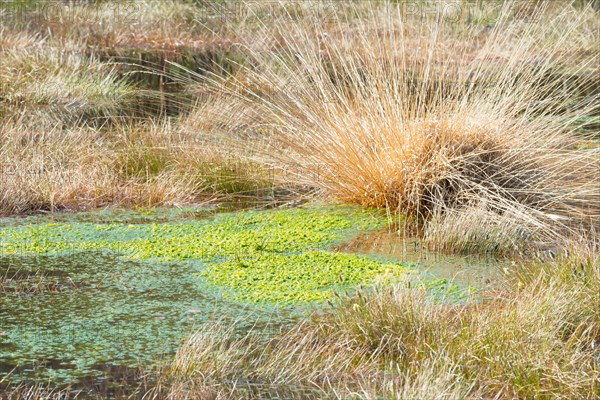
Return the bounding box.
[336,230,508,292]
[0,203,385,394]
[0,204,305,395]
[0,203,505,397]
[0,252,292,392]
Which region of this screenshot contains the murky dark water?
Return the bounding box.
[0,252,295,396]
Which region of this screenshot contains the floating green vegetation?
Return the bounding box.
[1,204,382,252]
[0,204,474,384]
[0,204,403,303]
[0,204,412,383]
[203,251,411,303]
[0,206,404,303]
[0,204,482,307]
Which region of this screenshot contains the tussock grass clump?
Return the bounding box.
[166,248,600,399]
[198,1,599,254]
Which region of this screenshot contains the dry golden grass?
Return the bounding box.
[0,2,286,215]
[164,245,599,399]
[0,1,598,399]
[0,114,273,215]
[191,0,599,254]
[2,0,202,45]
[1,1,597,230]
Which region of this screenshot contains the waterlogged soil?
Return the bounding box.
[0,203,505,395]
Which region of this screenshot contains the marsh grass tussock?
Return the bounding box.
[192,0,599,254]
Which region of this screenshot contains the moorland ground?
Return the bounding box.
[0,1,598,399]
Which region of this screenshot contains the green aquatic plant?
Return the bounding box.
[202,251,412,303]
[0,204,421,385]
[0,204,385,261]
[0,205,475,306]
[1,205,410,304]
[1,204,473,384]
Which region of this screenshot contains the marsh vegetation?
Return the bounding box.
[0,0,598,399]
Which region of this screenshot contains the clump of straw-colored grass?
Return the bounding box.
[195,1,599,253]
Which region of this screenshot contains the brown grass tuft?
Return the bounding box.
[193,1,599,254]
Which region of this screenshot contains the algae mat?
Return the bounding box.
[0,204,411,383]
